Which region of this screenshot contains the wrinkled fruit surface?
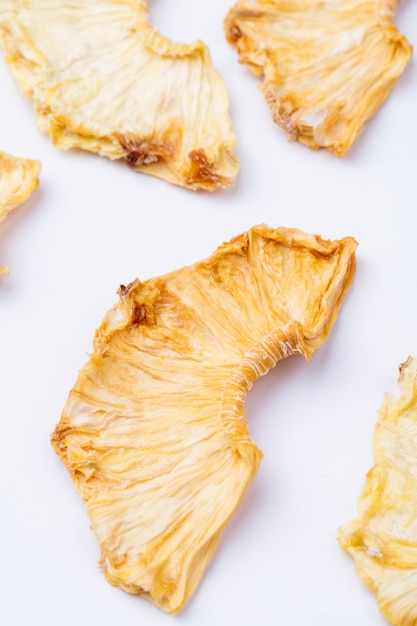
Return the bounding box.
[0,151,40,276]
[339,356,417,626]
[52,225,356,613]
[0,0,237,190]
[225,0,412,156]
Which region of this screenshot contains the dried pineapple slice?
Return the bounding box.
[225,0,412,156]
[339,357,417,626]
[0,151,40,276]
[0,0,237,190]
[52,225,356,613]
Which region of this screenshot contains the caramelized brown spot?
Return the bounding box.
[186,150,219,186]
[263,88,300,139]
[117,279,140,299]
[50,423,72,449]
[131,304,147,325]
[117,280,149,324]
[125,149,158,167]
[225,8,264,43]
[118,137,174,168]
[227,25,242,42]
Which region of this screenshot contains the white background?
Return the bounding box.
[1,2,416,625]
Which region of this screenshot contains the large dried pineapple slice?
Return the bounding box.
[0,1,237,190]
[0,150,40,276]
[225,0,412,156]
[52,225,356,613]
[339,357,417,626]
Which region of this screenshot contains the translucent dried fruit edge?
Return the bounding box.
[339,356,417,626]
[0,0,237,190]
[0,151,40,277]
[52,225,357,613]
[224,0,412,156]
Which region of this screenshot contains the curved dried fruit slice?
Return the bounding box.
[0,0,237,190]
[52,225,356,613]
[225,0,412,156]
[339,357,417,626]
[0,151,40,276]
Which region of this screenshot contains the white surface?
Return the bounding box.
[0,2,416,625]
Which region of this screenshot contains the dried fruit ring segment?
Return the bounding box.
[225,0,412,156]
[0,1,237,190]
[52,225,357,613]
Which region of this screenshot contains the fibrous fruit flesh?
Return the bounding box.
[0,151,40,276]
[0,0,237,190]
[225,0,412,156]
[339,357,417,626]
[52,224,357,613]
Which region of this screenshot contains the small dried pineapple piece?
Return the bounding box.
[225,0,412,156]
[0,0,237,190]
[0,151,40,276]
[52,225,356,613]
[339,357,417,626]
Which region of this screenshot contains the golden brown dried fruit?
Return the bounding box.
[0,0,237,190]
[339,357,417,626]
[225,0,412,156]
[0,151,40,276]
[52,225,356,613]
